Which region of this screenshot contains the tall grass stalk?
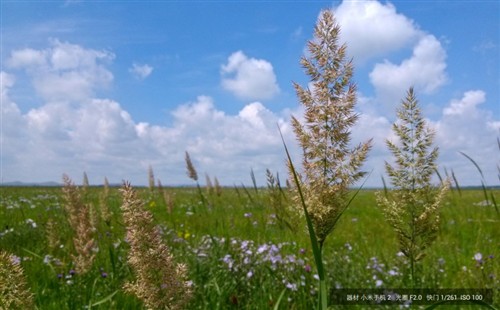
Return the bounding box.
[376,88,449,287]
[280,129,326,310]
[285,9,372,308]
[289,9,372,249]
[120,182,192,309]
[185,151,207,211]
[62,174,96,274]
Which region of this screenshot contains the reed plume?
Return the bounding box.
[62,174,96,274]
[185,151,198,181]
[158,179,176,214]
[205,173,214,196]
[376,87,449,286]
[82,171,89,189]
[214,177,222,197]
[148,165,155,194]
[99,176,113,224]
[185,151,207,210]
[0,251,35,309]
[120,182,192,310]
[46,218,60,252]
[290,10,372,248]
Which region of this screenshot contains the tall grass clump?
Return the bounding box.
[376,87,449,287]
[0,251,35,309]
[266,169,296,232]
[120,182,192,310]
[286,9,372,308]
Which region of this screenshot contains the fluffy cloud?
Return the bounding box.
[369,34,447,108]
[221,51,280,101]
[331,1,448,111]
[433,90,499,185]
[443,90,485,117]
[1,41,292,185]
[7,39,114,102]
[2,70,295,185]
[129,63,153,80]
[333,0,420,63]
[3,37,498,188]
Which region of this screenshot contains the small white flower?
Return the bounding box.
[26,218,37,228]
[10,255,21,265]
[474,253,482,262]
[43,255,52,264]
[388,269,398,276]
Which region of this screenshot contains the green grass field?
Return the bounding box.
[0,184,498,309]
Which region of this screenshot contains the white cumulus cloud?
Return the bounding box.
[369,34,447,108]
[333,0,420,63]
[129,63,153,80]
[433,90,500,185]
[7,39,114,103]
[221,51,280,101]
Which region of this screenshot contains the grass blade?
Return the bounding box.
[459,151,484,180]
[90,290,119,307]
[273,288,287,310]
[250,168,258,194]
[451,169,462,196]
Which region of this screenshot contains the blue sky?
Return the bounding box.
[1,0,499,187]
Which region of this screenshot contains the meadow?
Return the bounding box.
[0,178,498,309]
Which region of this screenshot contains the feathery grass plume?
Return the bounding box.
[163,190,175,215]
[158,179,176,214]
[99,176,113,225]
[205,173,214,196]
[62,174,96,274]
[290,9,372,248]
[82,171,89,189]
[46,218,60,252]
[0,251,35,309]
[185,151,207,210]
[148,165,155,194]
[375,87,449,286]
[214,176,222,197]
[185,151,198,181]
[120,182,192,310]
